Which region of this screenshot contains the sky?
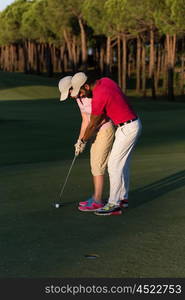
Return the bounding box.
[0,0,15,11]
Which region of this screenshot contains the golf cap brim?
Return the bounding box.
[58,76,72,101]
[71,72,88,97]
[60,89,70,101]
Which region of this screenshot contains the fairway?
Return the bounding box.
[0,71,185,278]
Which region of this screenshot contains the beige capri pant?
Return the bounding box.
[90,124,115,176]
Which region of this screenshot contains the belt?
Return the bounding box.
[117,118,138,127]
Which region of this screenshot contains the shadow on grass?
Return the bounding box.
[52,170,185,210]
[64,170,185,209]
[130,170,185,208]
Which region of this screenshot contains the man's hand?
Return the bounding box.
[74,139,87,156]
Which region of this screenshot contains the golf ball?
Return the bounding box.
[55,203,60,208]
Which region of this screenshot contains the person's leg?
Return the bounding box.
[118,156,131,207]
[108,142,133,205]
[107,119,142,205]
[92,175,104,202]
[79,125,115,211]
[91,126,115,202]
[118,158,131,208]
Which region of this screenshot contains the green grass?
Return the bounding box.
[0,71,185,278]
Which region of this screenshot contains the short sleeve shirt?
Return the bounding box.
[92,78,137,125]
[76,97,113,130]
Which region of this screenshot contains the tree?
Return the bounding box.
[105,0,147,92]
[47,0,89,71]
[154,0,185,100]
[0,0,33,73]
[46,0,91,71]
[83,0,115,75]
[106,0,161,97]
[21,0,56,75]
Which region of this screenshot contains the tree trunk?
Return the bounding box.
[76,44,81,68]
[64,51,68,73]
[141,42,146,97]
[117,35,121,87]
[35,43,41,74]
[180,55,185,95]
[166,34,176,101]
[12,44,17,71]
[10,44,14,72]
[45,43,53,77]
[40,43,45,72]
[105,36,111,75]
[128,51,132,79]
[122,34,127,93]
[110,38,116,72]
[63,29,74,70]
[0,46,2,69]
[72,36,78,71]
[78,18,87,72]
[30,41,33,72]
[156,45,161,92]
[22,41,28,74]
[18,45,24,72]
[59,45,65,73]
[28,40,34,73]
[149,29,156,99]
[5,45,9,71]
[163,46,168,96]
[180,38,185,94]
[167,66,174,101]
[136,36,141,93]
[94,48,99,70]
[100,46,105,74]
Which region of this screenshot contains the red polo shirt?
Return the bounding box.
[91,78,137,125]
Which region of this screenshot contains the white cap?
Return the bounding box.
[58,76,72,101]
[71,72,88,97]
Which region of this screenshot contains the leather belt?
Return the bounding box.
[117,118,138,127]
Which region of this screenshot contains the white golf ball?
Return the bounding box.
[55,203,60,208]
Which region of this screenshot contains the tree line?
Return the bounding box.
[0,0,185,100]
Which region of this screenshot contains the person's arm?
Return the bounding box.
[78,112,89,139]
[74,112,90,156]
[81,114,104,142]
[81,86,108,142]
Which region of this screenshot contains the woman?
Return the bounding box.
[58,75,115,212]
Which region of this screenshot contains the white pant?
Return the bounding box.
[107,119,142,205]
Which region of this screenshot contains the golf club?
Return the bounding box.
[53,154,78,208]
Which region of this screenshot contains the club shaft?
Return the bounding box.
[58,155,77,200]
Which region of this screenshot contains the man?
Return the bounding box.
[70,72,142,216]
